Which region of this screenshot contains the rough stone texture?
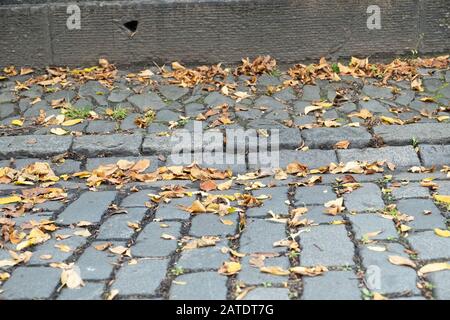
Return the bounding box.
[190,214,237,237]
[344,183,385,213]
[239,219,286,253]
[374,124,450,146]
[348,214,398,240]
[132,221,181,257]
[154,196,194,220]
[408,231,450,260]
[0,135,72,159]
[337,146,421,168]
[428,267,450,300]
[302,127,372,149]
[86,156,161,172]
[112,258,168,296]
[390,183,430,200]
[169,272,227,300]
[247,187,289,217]
[295,185,335,205]
[360,243,420,295]
[299,225,354,267]
[57,191,117,224]
[177,242,228,270]
[419,145,450,167]
[72,134,142,157]
[238,255,290,285]
[244,288,290,300]
[302,271,361,300]
[57,282,105,300]
[97,208,146,240]
[396,199,446,230]
[0,267,60,299]
[120,189,156,208]
[76,244,123,280]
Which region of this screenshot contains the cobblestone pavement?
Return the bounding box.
[0,58,449,300]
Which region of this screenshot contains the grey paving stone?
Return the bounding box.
[362,85,393,99]
[28,228,88,265]
[112,258,168,295]
[408,231,450,260]
[72,134,142,157]
[374,124,450,146]
[248,149,337,170]
[299,225,354,267]
[0,135,72,159]
[12,158,80,175]
[35,200,66,212]
[119,113,141,131]
[155,196,194,220]
[257,74,282,87]
[395,90,415,106]
[359,100,389,113]
[302,271,361,300]
[436,181,450,194]
[419,144,450,167]
[254,96,286,111]
[348,214,398,240]
[301,85,321,101]
[158,85,189,101]
[108,89,132,103]
[204,92,234,107]
[86,120,117,133]
[85,156,160,172]
[0,103,16,119]
[169,272,227,300]
[177,241,228,270]
[120,189,155,208]
[390,183,430,200]
[0,91,16,104]
[76,243,123,280]
[57,282,105,300]
[97,208,147,240]
[127,92,167,111]
[360,243,420,295]
[0,267,60,299]
[337,146,420,168]
[243,287,290,300]
[302,126,372,149]
[270,128,302,150]
[300,205,342,224]
[344,183,385,213]
[238,255,289,285]
[247,187,289,217]
[273,87,296,102]
[166,152,247,174]
[57,191,117,224]
[396,199,446,230]
[295,185,335,206]
[428,266,450,300]
[239,219,286,253]
[190,214,237,237]
[184,103,204,117]
[132,221,181,257]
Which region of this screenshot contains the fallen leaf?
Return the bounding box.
[161,233,177,240]
[334,140,350,149]
[50,127,68,136]
[434,194,450,204]
[11,119,23,127]
[388,255,416,268]
[419,262,450,274]
[61,119,83,126]
[61,266,84,289]
[434,228,450,238]
[0,195,21,205]
[107,289,119,300]
[218,261,241,276]
[94,242,112,251]
[260,266,289,276]
[220,218,234,226]
[290,265,328,276]
[217,180,233,191]
[74,229,91,238]
[200,180,217,192]
[55,244,72,253]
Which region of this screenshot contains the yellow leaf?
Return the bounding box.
[0,272,10,281]
[400,224,412,232]
[0,195,21,205]
[218,261,241,275]
[380,116,404,125]
[220,218,234,226]
[388,255,416,268]
[434,228,450,238]
[50,127,68,136]
[171,61,185,70]
[434,194,450,204]
[11,119,23,126]
[260,266,290,276]
[55,244,72,253]
[62,119,83,126]
[290,265,328,276]
[217,180,233,191]
[419,262,450,274]
[61,267,84,289]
